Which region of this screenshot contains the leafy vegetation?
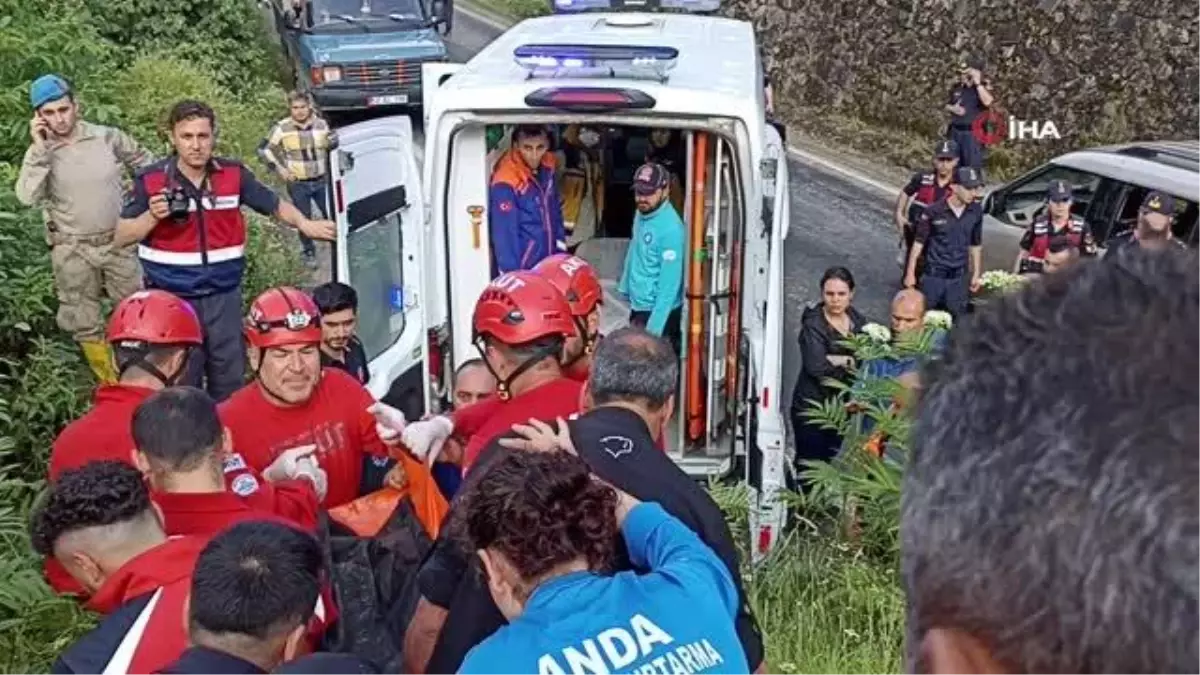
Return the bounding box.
[727,323,953,672]
[0,0,301,668]
[709,482,905,673]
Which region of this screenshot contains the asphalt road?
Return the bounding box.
[325,6,901,413]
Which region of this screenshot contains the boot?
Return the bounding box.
[80,340,118,385]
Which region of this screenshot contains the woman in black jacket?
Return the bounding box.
[790,267,867,474]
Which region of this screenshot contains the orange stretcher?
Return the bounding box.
[328,452,449,539]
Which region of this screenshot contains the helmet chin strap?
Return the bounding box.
[560,316,597,369]
[120,346,193,388]
[475,337,561,401]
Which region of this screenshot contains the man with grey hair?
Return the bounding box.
[502,326,767,672]
[404,328,766,674]
[902,248,1198,673]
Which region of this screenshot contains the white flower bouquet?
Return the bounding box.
[862,322,892,344]
[923,310,952,330]
[978,270,1027,293]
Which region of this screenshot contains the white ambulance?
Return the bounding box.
[330,0,792,557]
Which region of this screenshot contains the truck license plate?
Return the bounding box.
[368,94,408,106]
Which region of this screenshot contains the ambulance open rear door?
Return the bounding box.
[748,122,790,561]
[330,116,426,416]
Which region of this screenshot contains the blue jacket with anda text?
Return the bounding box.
[458,502,748,675]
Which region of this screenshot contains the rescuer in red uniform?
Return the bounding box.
[33,461,206,674]
[381,271,583,472]
[132,386,322,536]
[219,286,403,508]
[438,255,605,449]
[49,289,203,481]
[534,253,604,382]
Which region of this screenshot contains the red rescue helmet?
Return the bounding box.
[532,254,603,318]
[244,286,323,349]
[472,271,577,346]
[107,290,203,347]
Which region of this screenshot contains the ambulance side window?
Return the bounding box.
[346,206,407,361]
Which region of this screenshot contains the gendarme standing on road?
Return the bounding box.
[115,99,336,402]
[903,166,985,319]
[15,74,155,384]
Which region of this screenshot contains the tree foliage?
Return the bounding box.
[797,324,946,562]
[0,1,300,669]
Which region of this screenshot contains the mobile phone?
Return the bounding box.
[34,111,48,140]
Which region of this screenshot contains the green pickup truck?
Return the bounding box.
[267,0,452,111]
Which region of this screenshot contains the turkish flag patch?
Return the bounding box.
[499,200,514,213]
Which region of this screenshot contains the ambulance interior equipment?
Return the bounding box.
[416,16,791,557]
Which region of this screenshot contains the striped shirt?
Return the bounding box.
[257,115,337,181]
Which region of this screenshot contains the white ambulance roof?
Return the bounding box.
[432,12,761,120]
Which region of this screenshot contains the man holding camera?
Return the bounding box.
[15,74,154,384]
[115,99,335,402]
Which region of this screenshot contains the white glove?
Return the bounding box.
[263,445,318,482]
[293,456,329,502]
[368,402,407,446]
[401,416,454,463]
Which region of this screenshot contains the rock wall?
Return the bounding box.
[726,0,1199,177]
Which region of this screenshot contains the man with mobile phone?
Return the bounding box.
[15,74,155,384]
[944,57,995,171]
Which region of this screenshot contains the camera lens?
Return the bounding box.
[167,188,190,223]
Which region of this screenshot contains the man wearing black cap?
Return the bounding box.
[618,161,686,356]
[895,140,960,281]
[903,166,985,318]
[944,57,994,170]
[1105,191,1188,257]
[1013,179,1097,274]
[402,327,767,674]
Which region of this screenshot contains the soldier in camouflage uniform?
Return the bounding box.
[15,74,154,383]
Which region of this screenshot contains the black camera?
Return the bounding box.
[164,186,190,223]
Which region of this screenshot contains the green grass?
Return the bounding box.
[749,530,904,673]
[708,483,904,673]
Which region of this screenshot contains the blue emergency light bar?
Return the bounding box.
[513,44,679,75]
[551,0,720,13]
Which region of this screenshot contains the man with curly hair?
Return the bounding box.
[456,450,748,674]
[32,461,205,674]
[402,329,767,674]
